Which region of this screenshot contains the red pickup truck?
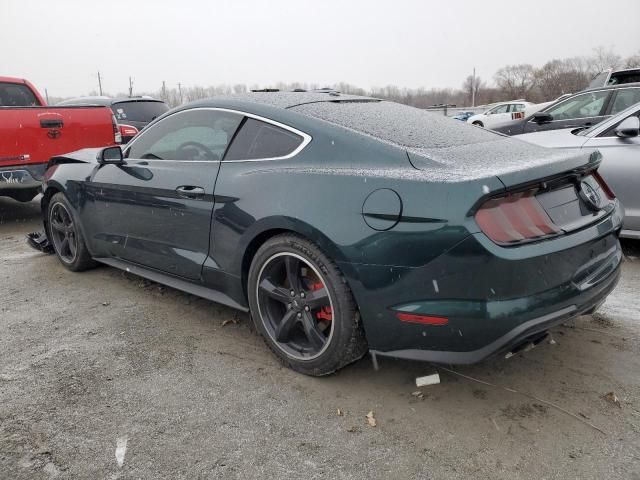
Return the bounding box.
[0,76,120,202]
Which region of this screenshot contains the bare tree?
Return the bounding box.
[624,51,640,68]
[534,58,590,100]
[494,64,536,99]
[586,46,622,75]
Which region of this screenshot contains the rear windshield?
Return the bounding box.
[111,101,169,123]
[0,82,40,106]
[291,100,497,149]
[609,71,640,85]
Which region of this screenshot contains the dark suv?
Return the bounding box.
[492,83,640,135]
[58,96,169,142]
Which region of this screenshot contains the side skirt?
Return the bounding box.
[95,257,249,312]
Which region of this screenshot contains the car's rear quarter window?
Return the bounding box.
[224,118,303,160]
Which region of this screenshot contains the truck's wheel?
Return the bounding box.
[47,192,96,271]
[248,234,368,376]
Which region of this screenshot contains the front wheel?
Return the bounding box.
[248,234,367,376]
[472,121,484,127]
[47,192,96,271]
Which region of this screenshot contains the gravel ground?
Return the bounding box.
[1,197,639,480]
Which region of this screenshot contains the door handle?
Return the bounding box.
[40,119,64,128]
[176,185,205,198]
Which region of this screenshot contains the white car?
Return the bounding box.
[466,101,534,128]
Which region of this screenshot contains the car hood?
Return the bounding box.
[406,136,598,187]
[516,128,591,149]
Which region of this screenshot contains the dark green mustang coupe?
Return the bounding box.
[36,91,623,375]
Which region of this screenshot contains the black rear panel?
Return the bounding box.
[535,174,609,233]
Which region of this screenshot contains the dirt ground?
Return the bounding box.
[1,196,638,480]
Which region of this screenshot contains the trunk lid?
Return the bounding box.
[406,136,598,188]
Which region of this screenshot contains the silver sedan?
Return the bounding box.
[517,102,640,239]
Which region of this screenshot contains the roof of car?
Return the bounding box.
[189,91,381,110]
[57,96,165,106]
[582,81,640,93]
[0,76,29,84]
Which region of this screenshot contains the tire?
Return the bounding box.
[47,192,97,272]
[248,234,368,376]
[472,121,484,127]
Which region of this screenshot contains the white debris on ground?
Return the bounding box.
[416,373,441,387]
[115,437,128,468]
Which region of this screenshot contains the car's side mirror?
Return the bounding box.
[97,146,124,165]
[614,116,640,138]
[532,112,553,124]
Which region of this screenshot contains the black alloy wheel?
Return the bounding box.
[256,252,334,360]
[47,192,96,272]
[49,201,78,264]
[248,234,368,376]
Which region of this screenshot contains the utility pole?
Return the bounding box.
[97,71,103,96]
[128,76,133,97]
[178,82,183,104]
[162,80,166,101]
[471,67,476,107]
[45,88,49,104]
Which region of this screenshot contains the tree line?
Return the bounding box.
[57,47,640,109]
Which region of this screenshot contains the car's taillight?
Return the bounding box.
[593,170,615,199]
[475,191,560,245]
[112,114,122,144]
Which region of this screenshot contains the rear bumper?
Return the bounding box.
[372,258,620,364]
[344,206,623,364]
[0,164,45,191]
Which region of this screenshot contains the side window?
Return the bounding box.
[126,110,242,161]
[545,91,609,120]
[224,118,304,160]
[610,89,640,115]
[599,109,640,137]
[489,105,509,114]
[511,104,525,112]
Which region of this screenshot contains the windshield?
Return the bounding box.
[588,71,610,89]
[111,101,169,123]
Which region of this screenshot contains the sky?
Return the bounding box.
[2,0,639,98]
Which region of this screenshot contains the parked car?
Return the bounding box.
[58,96,169,143]
[516,101,640,239]
[34,92,622,375]
[588,68,640,89]
[0,76,120,202]
[492,83,640,136]
[466,101,533,128]
[451,111,476,121]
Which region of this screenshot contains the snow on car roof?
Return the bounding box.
[289,99,497,149]
[195,91,379,110]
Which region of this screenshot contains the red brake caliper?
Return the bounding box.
[309,282,332,321]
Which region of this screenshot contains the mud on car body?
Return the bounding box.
[32,91,623,375]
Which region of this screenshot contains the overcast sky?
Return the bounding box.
[2,0,639,97]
